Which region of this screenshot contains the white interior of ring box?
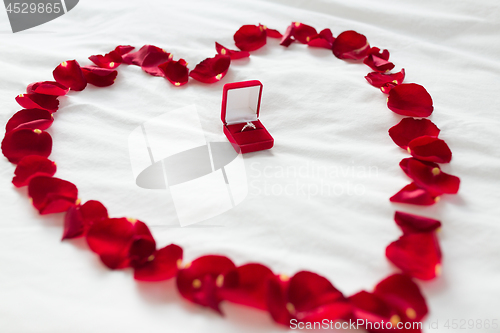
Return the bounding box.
[225,85,261,125]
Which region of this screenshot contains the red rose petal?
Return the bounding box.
[28,176,78,215]
[86,218,153,269]
[387,83,433,117]
[289,271,344,313]
[290,272,349,322]
[189,55,231,84]
[122,45,162,66]
[364,47,395,72]
[348,291,401,332]
[2,128,52,164]
[115,45,135,56]
[390,183,437,206]
[267,271,348,326]
[63,205,85,240]
[308,29,335,49]
[158,59,189,86]
[27,81,69,96]
[218,263,275,310]
[280,23,295,47]
[407,136,452,163]
[374,274,428,322]
[128,222,156,267]
[386,233,442,280]
[292,22,318,44]
[124,222,153,265]
[266,276,290,325]
[53,60,87,91]
[234,24,267,51]
[62,200,108,240]
[89,50,123,69]
[81,66,118,87]
[394,211,441,235]
[85,217,132,252]
[122,45,173,76]
[134,244,183,282]
[370,47,390,60]
[365,68,405,88]
[332,30,370,60]
[349,275,428,331]
[215,42,250,60]
[380,82,398,94]
[279,22,322,46]
[90,45,134,68]
[79,200,109,225]
[16,93,59,113]
[141,51,173,77]
[389,118,440,150]
[5,109,53,133]
[400,157,438,175]
[308,38,331,49]
[319,29,335,43]
[400,158,460,196]
[12,155,56,187]
[86,217,135,269]
[298,302,353,325]
[264,26,282,38]
[176,255,236,313]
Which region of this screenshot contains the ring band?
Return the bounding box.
[241,122,256,132]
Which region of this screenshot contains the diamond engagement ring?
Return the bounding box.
[241,122,256,132]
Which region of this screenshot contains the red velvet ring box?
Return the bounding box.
[221,80,274,154]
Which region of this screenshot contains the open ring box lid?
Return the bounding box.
[221,80,274,154]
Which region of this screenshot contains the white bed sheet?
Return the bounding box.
[0,0,499,332]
